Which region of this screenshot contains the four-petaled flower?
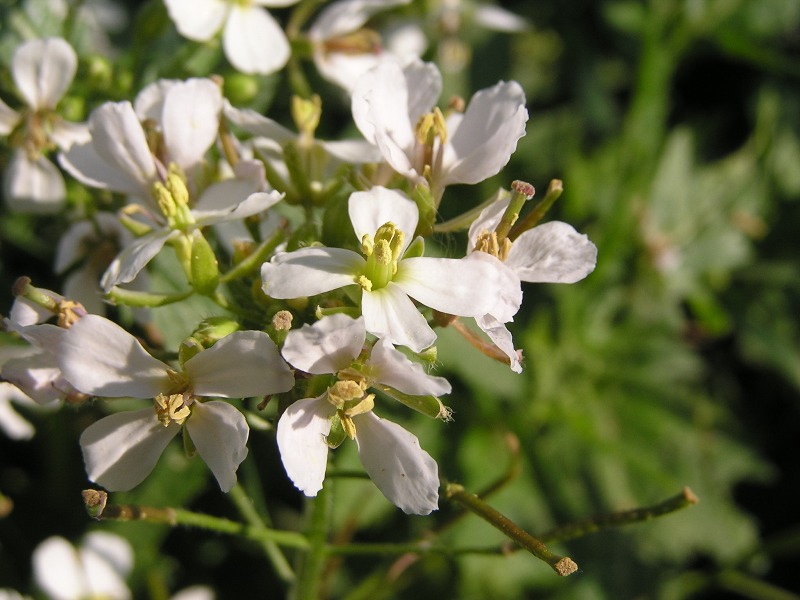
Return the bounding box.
[277,314,447,514]
[58,314,294,492]
[261,185,513,352]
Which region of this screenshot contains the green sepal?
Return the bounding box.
[403,235,426,259]
[183,426,197,458]
[411,183,437,237]
[192,316,241,347]
[378,386,450,420]
[178,336,204,366]
[190,230,220,295]
[321,189,356,249]
[106,286,193,308]
[325,413,347,449]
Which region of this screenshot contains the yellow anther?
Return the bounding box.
[327,380,366,408]
[361,233,375,257]
[154,393,191,426]
[166,169,190,209]
[357,274,373,291]
[56,300,87,329]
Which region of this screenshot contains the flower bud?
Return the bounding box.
[190,230,219,295]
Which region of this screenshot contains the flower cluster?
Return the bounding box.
[0,1,596,519]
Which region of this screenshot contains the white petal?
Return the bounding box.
[354,411,439,514]
[261,247,364,298]
[186,401,249,492]
[134,78,178,121]
[440,81,527,187]
[276,395,335,496]
[0,388,35,440]
[59,140,151,197]
[12,38,76,110]
[85,102,157,194]
[193,190,282,226]
[164,0,227,41]
[473,5,529,32]
[4,151,65,213]
[362,283,435,352]
[9,291,62,326]
[55,212,127,274]
[223,101,295,142]
[319,139,383,164]
[310,0,409,41]
[402,60,443,124]
[100,229,175,292]
[50,119,91,149]
[367,337,451,396]
[352,60,414,152]
[59,314,171,398]
[64,268,105,316]
[32,537,87,600]
[282,314,365,374]
[185,330,294,397]
[467,194,509,251]
[80,532,133,599]
[2,351,69,405]
[506,221,598,283]
[476,314,522,373]
[223,5,290,75]
[315,52,382,93]
[254,0,301,6]
[395,256,500,317]
[163,78,222,172]
[80,408,180,491]
[465,251,522,322]
[348,187,418,252]
[0,97,20,135]
[171,586,215,600]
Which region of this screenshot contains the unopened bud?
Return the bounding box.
[190,230,220,295]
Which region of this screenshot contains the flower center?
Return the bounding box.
[154,392,192,426]
[414,107,447,183]
[153,166,194,230]
[360,222,405,291]
[474,230,512,261]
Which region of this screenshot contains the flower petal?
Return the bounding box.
[354,411,439,515]
[100,228,175,292]
[164,0,227,41]
[506,221,598,283]
[59,314,171,398]
[12,38,77,110]
[348,186,418,252]
[261,247,364,298]
[80,532,134,599]
[362,283,435,352]
[0,98,20,135]
[32,537,88,600]
[319,139,383,164]
[2,350,70,405]
[309,0,409,41]
[85,101,157,194]
[352,60,414,155]
[162,78,223,172]
[440,80,528,187]
[395,256,501,317]
[476,314,522,373]
[366,337,451,396]
[276,395,335,496]
[186,400,249,492]
[59,140,151,198]
[4,151,65,213]
[282,314,365,374]
[80,408,180,491]
[194,190,282,226]
[465,251,522,322]
[223,5,290,75]
[185,330,294,397]
[55,212,126,274]
[223,101,295,142]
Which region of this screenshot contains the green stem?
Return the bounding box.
[292,485,332,600]
[219,229,286,283]
[444,483,578,576]
[715,570,800,600]
[229,484,295,585]
[82,490,308,550]
[433,187,510,233]
[508,179,563,241]
[537,487,699,544]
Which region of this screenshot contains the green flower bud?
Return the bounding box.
[190,230,219,295]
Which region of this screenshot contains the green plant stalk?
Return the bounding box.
[219,229,286,283]
[229,483,295,585]
[82,490,308,550]
[444,483,578,576]
[537,487,699,544]
[292,484,332,600]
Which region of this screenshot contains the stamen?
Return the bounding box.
[154,393,191,426]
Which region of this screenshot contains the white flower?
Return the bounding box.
[99,165,280,292]
[467,194,598,372]
[277,314,443,514]
[262,186,512,352]
[307,0,420,93]
[0,38,89,213]
[164,0,299,75]
[1,291,83,406]
[32,532,133,600]
[352,59,528,201]
[58,315,294,491]
[60,78,223,201]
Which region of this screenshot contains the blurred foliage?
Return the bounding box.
[2,0,800,598]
